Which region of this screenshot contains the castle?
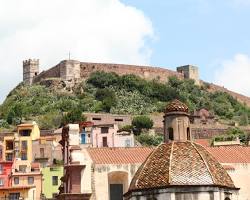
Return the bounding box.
[22,58,250,106]
[22,59,200,86]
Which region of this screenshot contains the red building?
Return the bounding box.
[0,161,13,188]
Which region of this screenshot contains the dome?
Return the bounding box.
[128,141,235,192]
[165,99,189,114]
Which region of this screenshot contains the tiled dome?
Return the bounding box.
[165,99,189,114]
[128,141,235,192]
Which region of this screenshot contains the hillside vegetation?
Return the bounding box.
[0,71,250,130]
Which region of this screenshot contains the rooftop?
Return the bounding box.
[87,147,153,164]
[128,141,236,192]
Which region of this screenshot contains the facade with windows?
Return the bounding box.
[92,124,135,147]
[42,166,63,199]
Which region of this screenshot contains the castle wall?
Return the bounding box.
[80,62,184,82]
[203,81,250,107]
[33,64,61,83]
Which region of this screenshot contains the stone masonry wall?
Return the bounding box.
[204,81,250,107]
[80,62,184,82]
[33,64,61,83]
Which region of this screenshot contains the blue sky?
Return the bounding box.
[122,0,250,82]
[0,0,250,103]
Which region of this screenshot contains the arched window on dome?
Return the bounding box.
[224,198,231,200]
[187,127,190,140]
[168,127,174,140]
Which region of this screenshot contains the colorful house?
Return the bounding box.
[0,161,13,188]
[42,165,63,199]
[92,124,134,147]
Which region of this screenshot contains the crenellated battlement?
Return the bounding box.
[23,59,39,66]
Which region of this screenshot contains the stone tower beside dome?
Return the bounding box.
[125,100,239,200]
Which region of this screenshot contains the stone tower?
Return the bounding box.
[163,99,191,142]
[59,60,80,86]
[23,59,39,85]
[177,65,200,85]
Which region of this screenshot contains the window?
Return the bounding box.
[21,140,27,150]
[21,152,27,160]
[6,140,14,150]
[168,127,174,140]
[187,127,190,140]
[0,179,4,186]
[114,118,123,122]
[52,176,58,186]
[92,117,101,121]
[40,148,45,158]
[101,127,109,133]
[102,137,108,147]
[0,164,3,174]
[125,139,131,147]
[6,153,13,161]
[52,193,58,198]
[28,177,34,185]
[14,177,19,185]
[19,165,27,173]
[19,129,31,136]
[9,193,20,200]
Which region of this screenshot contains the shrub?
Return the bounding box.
[62,108,86,125]
[132,115,153,134]
[136,133,163,146]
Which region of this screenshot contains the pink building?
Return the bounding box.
[91,124,134,148]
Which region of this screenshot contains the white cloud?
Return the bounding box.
[214,54,250,96]
[0,0,154,103]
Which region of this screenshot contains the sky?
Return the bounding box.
[0,0,250,103]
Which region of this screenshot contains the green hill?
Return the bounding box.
[0,71,250,130]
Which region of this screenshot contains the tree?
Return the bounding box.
[132,115,154,134]
[62,108,86,125]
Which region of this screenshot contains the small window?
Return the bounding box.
[168,127,174,140]
[102,137,108,147]
[21,152,27,160]
[52,193,58,198]
[0,165,3,174]
[101,127,109,133]
[187,127,190,140]
[14,177,19,185]
[19,165,27,173]
[6,153,13,161]
[125,139,131,147]
[114,118,123,122]
[21,140,27,150]
[52,176,58,186]
[0,179,4,186]
[92,117,101,121]
[19,129,31,137]
[28,177,34,185]
[40,148,45,158]
[9,193,20,199]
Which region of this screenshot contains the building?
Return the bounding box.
[10,162,42,200]
[0,161,13,188]
[58,124,151,200]
[91,124,134,148]
[125,100,239,200]
[32,135,62,167]
[42,165,63,199]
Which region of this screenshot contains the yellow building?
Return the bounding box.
[0,186,35,200]
[2,122,40,162]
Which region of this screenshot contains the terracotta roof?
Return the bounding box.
[87,147,153,164]
[195,139,210,147]
[128,141,235,192]
[207,146,250,163]
[165,99,189,114]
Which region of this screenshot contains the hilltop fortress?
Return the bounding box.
[23,58,250,106]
